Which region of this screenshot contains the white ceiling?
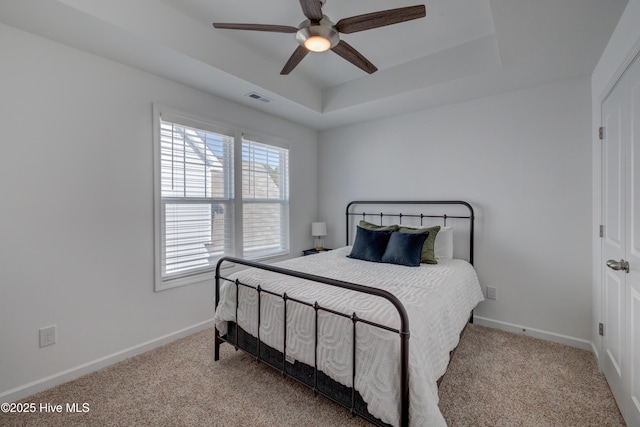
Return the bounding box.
[0,0,628,130]
[169,0,497,89]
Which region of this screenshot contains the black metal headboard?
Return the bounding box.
[345,200,475,265]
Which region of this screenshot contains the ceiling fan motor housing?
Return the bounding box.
[296,16,339,51]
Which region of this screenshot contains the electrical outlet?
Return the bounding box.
[39,325,56,348]
[486,286,497,300]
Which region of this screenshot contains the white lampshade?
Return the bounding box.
[311,222,327,237]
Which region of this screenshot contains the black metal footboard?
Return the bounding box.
[214,256,410,427]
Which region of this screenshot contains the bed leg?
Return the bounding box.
[214,327,221,361]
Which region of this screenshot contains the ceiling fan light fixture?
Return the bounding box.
[304,35,331,52]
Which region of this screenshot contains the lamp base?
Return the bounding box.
[314,247,326,251]
[313,237,325,251]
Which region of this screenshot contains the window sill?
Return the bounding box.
[156,269,216,292]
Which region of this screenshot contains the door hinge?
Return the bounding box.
[599,322,604,336]
[599,225,604,237]
[599,126,604,140]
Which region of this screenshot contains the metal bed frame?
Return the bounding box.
[214,200,475,427]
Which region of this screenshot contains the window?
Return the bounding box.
[153,106,290,290]
[242,138,290,259]
[155,110,235,290]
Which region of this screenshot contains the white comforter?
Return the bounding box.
[214,247,484,426]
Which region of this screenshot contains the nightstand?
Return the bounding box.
[302,248,332,256]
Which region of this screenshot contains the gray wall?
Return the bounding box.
[318,76,593,346]
[0,23,317,399]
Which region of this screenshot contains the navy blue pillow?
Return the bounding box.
[348,226,393,263]
[381,231,430,267]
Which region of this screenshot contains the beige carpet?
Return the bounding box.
[0,324,625,426]
[438,325,625,427]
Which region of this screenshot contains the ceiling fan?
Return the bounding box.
[213,0,426,75]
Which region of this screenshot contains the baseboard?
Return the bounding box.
[0,318,215,403]
[473,316,592,351]
[591,341,600,360]
[591,340,603,371]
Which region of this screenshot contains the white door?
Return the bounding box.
[601,53,640,426]
[626,54,640,427]
[602,67,627,420]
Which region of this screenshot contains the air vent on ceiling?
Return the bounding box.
[245,92,272,103]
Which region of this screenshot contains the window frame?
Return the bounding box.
[153,105,290,291]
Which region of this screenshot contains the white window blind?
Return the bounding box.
[242,137,290,259]
[159,116,234,285]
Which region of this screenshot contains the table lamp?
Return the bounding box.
[311,222,327,251]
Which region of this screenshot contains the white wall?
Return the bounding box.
[591,0,640,364]
[318,76,592,347]
[0,23,317,400]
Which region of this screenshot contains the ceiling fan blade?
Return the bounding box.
[336,5,426,34]
[281,46,310,75]
[331,40,378,74]
[299,0,323,21]
[212,23,298,33]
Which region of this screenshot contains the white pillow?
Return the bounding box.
[434,226,453,259]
